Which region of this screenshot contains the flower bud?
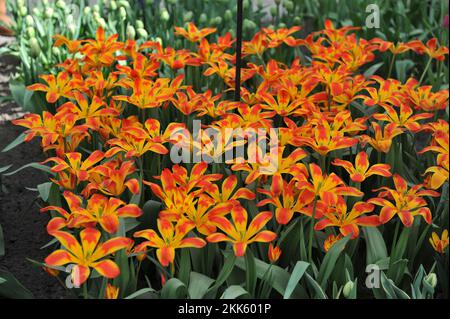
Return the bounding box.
[199,13,207,24]
[145,0,154,5]
[257,0,264,9]
[274,0,282,4]
[270,6,277,17]
[293,16,301,25]
[119,7,127,20]
[160,9,170,22]
[136,20,144,29]
[278,22,287,29]
[32,8,40,17]
[425,273,437,288]
[19,6,28,17]
[224,10,232,22]
[45,7,54,18]
[243,0,250,10]
[110,1,117,11]
[137,28,148,39]
[183,11,193,23]
[56,0,66,10]
[25,15,34,27]
[97,18,107,29]
[118,0,131,9]
[52,46,61,57]
[84,7,91,16]
[68,23,77,36]
[268,244,281,263]
[29,37,41,58]
[66,15,74,26]
[126,25,136,40]
[343,281,354,298]
[26,27,35,38]
[17,0,25,7]
[211,16,222,26]
[93,4,100,12]
[284,0,294,11]
[243,19,256,33]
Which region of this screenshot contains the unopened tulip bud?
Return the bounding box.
[243,19,256,33]
[29,38,41,58]
[284,0,294,11]
[25,15,34,27]
[66,15,74,25]
[42,0,49,6]
[56,0,66,10]
[119,7,127,20]
[160,9,170,22]
[136,20,144,29]
[293,16,301,25]
[32,8,40,17]
[93,4,100,12]
[97,18,107,29]
[26,26,35,38]
[278,22,287,29]
[126,25,136,40]
[17,0,25,7]
[19,6,28,17]
[243,0,250,10]
[224,10,232,22]
[183,11,193,22]
[343,281,354,298]
[137,28,148,39]
[84,7,91,16]
[212,16,222,26]
[118,0,131,9]
[45,7,54,18]
[268,244,281,263]
[425,273,437,288]
[52,46,61,56]
[257,0,264,9]
[274,0,282,4]
[270,6,277,17]
[68,23,77,35]
[110,1,117,11]
[199,13,207,24]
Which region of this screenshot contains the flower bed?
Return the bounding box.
[1,11,449,299]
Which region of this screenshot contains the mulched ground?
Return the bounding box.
[0,37,70,298]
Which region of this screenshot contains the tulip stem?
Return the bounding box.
[308,197,318,263]
[419,57,433,85]
[83,282,88,299]
[387,54,396,78]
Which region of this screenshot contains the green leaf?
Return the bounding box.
[188,272,215,299]
[3,162,54,176]
[317,236,351,289]
[178,249,191,286]
[363,227,388,265]
[1,133,26,153]
[220,285,250,299]
[161,278,188,299]
[9,81,34,111]
[364,62,384,77]
[37,182,53,202]
[0,270,34,299]
[381,272,410,299]
[304,273,327,299]
[124,288,156,299]
[245,250,257,297]
[284,261,309,299]
[0,165,12,174]
[231,252,307,298]
[206,253,236,296]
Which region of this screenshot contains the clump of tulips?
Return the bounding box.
[6,20,449,299]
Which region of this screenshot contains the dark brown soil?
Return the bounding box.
[0,122,71,299]
[0,50,70,298]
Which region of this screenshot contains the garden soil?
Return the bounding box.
[0,39,70,299]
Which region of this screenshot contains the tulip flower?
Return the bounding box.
[207,206,276,257]
[429,230,449,254]
[134,218,206,267]
[45,228,132,286]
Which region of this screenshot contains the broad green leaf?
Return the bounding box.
[317,236,351,289]
[304,273,327,299]
[0,270,34,299]
[363,227,388,265]
[220,285,249,299]
[188,272,214,299]
[125,288,156,299]
[245,250,257,297]
[364,62,384,77]
[284,261,309,299]
[206,253,236,296]
[161,278,188,299]
[1,133,26,153]
[37,182,53,202]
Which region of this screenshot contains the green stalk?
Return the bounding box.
[308,197,318,263]
[419,57,433,85]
